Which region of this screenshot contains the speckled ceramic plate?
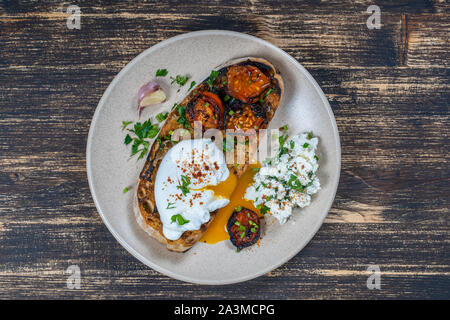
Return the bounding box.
[87,30,340,284]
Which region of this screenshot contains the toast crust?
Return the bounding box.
[135,57,283,252]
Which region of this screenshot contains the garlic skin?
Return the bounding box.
[137,81,166,116]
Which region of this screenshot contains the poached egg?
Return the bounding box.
[155,139,233,240]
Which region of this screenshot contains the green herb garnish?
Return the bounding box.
[156,112,169,123]
[123,187,130,193]
[259,88,275,103]
[171,75,189,86]
[223,94,231,102]
[166,202,175,209]
[235,206,242,212]
[171,214,190,225]
[249,220,258,233]
[125,119,159,160]
[188,80,196,91]
[176,105,191,128]
[303,142,309,148]
[177,175,191,196]
[155,69,168,77]
[121,121,133,131]
[287,174,304,192]
[307,132,313,140]
[124,134,132,145]
[206,70,219,91]
[314,155,319,161]
[260,205,270,215]
[290,140,295,149]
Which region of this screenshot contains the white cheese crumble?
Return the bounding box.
[244,132,321,224]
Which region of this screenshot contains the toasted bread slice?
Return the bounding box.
[135,57,283,252]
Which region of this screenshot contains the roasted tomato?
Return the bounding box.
[186,91,224,130]
[226,104,267,131]
[227,207,261,250]
[226,65,271,103]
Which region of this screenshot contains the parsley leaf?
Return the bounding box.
[171,75,189,86]
[166,202,175,209]
[171,214,190,225]
[155,69,168,77]
[156,112,169,123]
[125,118,160,160]
[259,88,275,103]
[176,105,191,128]
[177,175,191,196]
[206,70,219,91]
[121,121,133,131]
[123,187,129,193]
[124,134,132,145]
[287,174,304,192]
[260,205,270,215]
[188,80,196,92]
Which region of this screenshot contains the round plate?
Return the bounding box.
[87,30,341,284]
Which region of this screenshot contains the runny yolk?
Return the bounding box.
[200,163,262,244]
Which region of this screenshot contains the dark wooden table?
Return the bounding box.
[0,1,448,299]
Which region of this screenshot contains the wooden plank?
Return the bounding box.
[0,4,448,69]
[0,0,448,299]
[0,223,448,299]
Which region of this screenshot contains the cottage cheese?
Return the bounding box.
[244,132,321,224]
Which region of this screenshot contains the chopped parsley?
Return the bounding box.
[228,110,234,116]
[188,80,196,91]
[176,105,191,128]
[278,133,289,157]
[156,112,169,122]
[123,187,130,193]
[314,155,319,161]
[260,205,270,215]
[223,94,231,102]
[290,140,295,149]
[124,134,132,145]
[206,70,219,91]
[307,132,313,140]
[170,75,189,86]
[287,174,304,192]
[303,142,309,148]
[121,121,133,131]
[124,119,160,160]
[155,69,168,77]
[171,214,190,225]
[235,206,242,212]
[177,175,191,196]
[166,202,175,209]
[249,220,259,233]
[259,88,275,103]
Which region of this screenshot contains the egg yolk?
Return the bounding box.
[200,163,262,244]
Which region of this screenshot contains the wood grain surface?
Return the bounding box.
[0,0,448,299]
